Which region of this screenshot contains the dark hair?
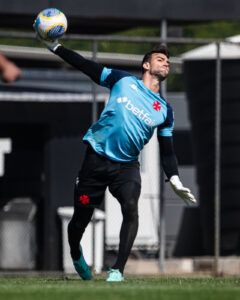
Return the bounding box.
[141,45,170,73]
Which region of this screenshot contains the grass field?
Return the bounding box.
[0,276,240,300]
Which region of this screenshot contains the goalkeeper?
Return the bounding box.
[36,34,196,282]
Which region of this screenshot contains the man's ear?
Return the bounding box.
[142,61,150,72]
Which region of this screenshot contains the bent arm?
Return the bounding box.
[55,45,104,84]
[158,135,179,179]
[158,135,197,205]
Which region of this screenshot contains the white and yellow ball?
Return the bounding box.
[34,8,67,40]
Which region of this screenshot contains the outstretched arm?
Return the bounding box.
[55,46,104,84]
[158,135,197,206]
[36,36,104,84]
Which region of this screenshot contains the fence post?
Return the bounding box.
[159,18,167,273]
[214,41,221,276]
[91,39,98,271]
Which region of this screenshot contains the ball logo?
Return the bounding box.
[153,101,161,111]
[79,195,90,205]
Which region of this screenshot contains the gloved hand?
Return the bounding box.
[169,175,197,206]
[33,20,61,52]
[36,32,61,52]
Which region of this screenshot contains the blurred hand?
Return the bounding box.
[0,54,21,83]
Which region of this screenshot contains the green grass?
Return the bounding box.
[0,276,240,300]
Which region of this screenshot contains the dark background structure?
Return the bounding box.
[1,0,240,33]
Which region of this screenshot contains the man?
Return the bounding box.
[37,35,196,282]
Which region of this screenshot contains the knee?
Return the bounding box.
[68,215,86,234]
[121,199,138,222]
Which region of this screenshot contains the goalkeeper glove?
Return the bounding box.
[36,33,61,52]
[169,175,197,206]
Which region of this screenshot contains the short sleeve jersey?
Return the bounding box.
[83,67,174,162]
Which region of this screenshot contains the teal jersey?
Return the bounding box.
[83,67,174,162]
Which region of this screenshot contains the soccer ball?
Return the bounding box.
[34,8,68,40]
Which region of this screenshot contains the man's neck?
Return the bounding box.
[142,73,160,94]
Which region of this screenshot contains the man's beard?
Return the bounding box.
[150,70,168,82]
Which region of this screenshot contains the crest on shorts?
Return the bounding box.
[78,195,90,205]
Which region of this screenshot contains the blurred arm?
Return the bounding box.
[0,53,21,83]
